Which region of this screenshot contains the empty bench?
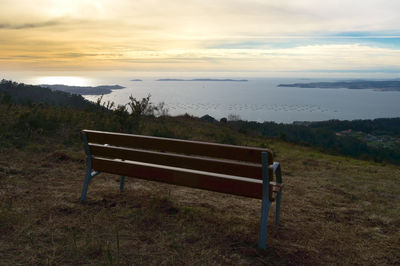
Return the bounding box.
[80,129,283,249]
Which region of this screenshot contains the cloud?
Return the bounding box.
[0,19,62,30]
[55,52,124,58]
[56,53,99,58]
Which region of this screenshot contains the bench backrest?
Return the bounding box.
[82,129,275,199]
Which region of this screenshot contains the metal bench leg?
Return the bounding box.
[275,190,282,227]
[80,169,99,201]
[81,131,93,202]
[258,151,271,250]
[258,199,271,250]
[80,169,92,201]
[274,162,283,227]
[120,176,125,191]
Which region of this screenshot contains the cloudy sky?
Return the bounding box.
[1,0,400,76]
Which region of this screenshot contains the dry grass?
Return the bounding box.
[1,142,399,265]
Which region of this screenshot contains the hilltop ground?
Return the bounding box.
[1,130,399,265]
[0,84,399,264]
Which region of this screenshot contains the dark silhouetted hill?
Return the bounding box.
[0,79,97,109]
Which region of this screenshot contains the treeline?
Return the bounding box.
[308,119,400,137]
[222,119,400,164]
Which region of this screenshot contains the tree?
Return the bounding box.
[127,94,155,117]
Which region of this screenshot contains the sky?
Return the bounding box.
[1,0,400,77]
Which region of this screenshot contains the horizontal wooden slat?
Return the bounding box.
[89,144,264,180]
[92,157,263,199]
[83,129,273,165]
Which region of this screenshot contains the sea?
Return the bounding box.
[9,73,400,123]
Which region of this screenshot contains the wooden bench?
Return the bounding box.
[80,129,283,249]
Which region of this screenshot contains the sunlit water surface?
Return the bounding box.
[14,74,400,123]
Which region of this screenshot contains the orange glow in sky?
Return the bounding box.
[1,0,400,75]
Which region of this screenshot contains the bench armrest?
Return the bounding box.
[271,162,283,184]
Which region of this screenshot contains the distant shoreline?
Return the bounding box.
[278,80,400,92]
[40,84,125,95]
[156,78,248,82]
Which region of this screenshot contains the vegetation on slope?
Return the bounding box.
[223,119,400,165]
[1,80,399,166]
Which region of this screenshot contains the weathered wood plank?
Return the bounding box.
[83,129,273,165]
[89,143,263,180]
[92,157,263,199]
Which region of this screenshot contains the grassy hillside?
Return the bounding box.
[2,80,400,165]
[1,106,399,265]
[0,81,399,264]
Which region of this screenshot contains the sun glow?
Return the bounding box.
[34,76,93,86]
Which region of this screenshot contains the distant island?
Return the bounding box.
[130,79,142,81]
[40,84,125,95]
[278,80,400,92]
[156,78,248,82]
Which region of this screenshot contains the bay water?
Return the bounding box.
[11,72,400,123]
[81,77,400,123]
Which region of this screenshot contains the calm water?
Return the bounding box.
[11,73,400,123]
[80,77,400,123]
